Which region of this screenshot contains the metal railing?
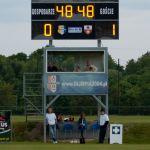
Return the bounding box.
[1,106,150,115]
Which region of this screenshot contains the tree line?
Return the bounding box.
[0,48,149,114]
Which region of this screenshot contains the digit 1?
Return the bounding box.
[112,24,116,36]
[44,24,52,36]
[77,5,85,17]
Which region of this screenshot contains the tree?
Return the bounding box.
[0,82,16,106]
[8,53,27,62]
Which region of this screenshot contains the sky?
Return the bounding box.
[0,0,150,66]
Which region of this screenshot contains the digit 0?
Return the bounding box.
[44,24,52,36]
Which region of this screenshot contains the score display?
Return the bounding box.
[32,0,119,40]
[56,5,94,18]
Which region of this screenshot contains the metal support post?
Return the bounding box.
[43,44,47,143]
[49,40,53,47]
[43,40,53,143]
[97,39,102,117]
[97,39,102,47]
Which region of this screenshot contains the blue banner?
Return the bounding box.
[44,73,108,95]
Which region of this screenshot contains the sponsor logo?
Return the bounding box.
[47,75,57,93]
[84,25,93,35]
[48,75,56,83]
[0,122,8,130]
[58,25,66,35]
[68,27,82,33]
[112,126,120,134]
[0,116,5,122]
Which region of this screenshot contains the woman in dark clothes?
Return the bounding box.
[78,112,87,143]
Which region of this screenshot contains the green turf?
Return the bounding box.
[110,116,150,124]
[12,115,150,124]
[0,143,150,150]
[12,115,43,123]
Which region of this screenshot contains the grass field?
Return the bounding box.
[0,143,150,150]
[12,115,150,124]
[9,115,150,145]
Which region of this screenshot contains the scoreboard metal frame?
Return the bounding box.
[31,0,119,40]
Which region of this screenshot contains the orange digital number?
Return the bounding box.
[44,24,52,36]
[77,5,86,17]
[56,5,64,17]
[77,5,94,18]
[112,24,116,36]
[65,5,73,18]
[87,5,94,18]
[56,5,73,18]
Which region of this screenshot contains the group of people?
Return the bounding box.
[47,60,98,73]
[74,61,98,72]
[46,107,109,144]
[57,114,74,122]
[47,63,64,72]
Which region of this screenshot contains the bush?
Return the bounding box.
[12,122,43,141]
[124,123,150,144]
[12,121,150,144]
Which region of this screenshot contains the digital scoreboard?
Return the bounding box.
[32,0,119,40]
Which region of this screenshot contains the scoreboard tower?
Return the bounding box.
[31,0,119,142]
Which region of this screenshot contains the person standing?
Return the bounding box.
[99,109,109,143]
[46,107,58,144]
[78,112,87,144]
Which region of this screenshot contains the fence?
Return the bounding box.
[0,106,150,115]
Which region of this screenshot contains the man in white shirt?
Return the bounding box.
[99,109,109,143]
[46,107,58,144]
